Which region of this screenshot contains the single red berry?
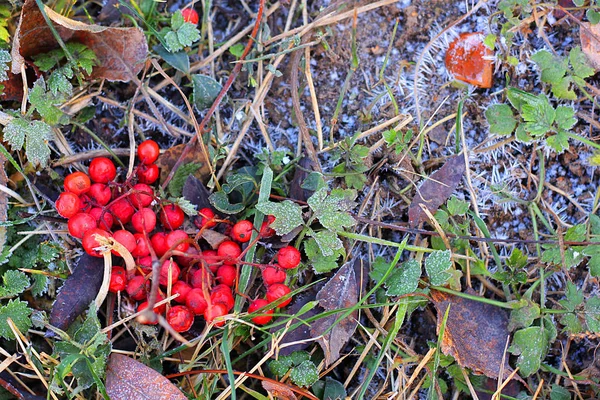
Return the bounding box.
[88,157,116,184]
[210,287,234,311]
[159,259,180,286]
[191,268,211,290]
[132,208,157,233]
[204,303,227,327]
[82,228,112,257]
[68,212,97,239]
[150,232,170,257]
[266,283,292,307]
[160,204,185,230]
[129,183,154,208]
[248,299,273,325]
[88,207,114,230]
[216,265,236,287]
[231,220,253,243]
[127,275,148,301]
[186,288,208,315]
[166,230,189,252]
[177,246,200,268]
[112,230,137,257]
[277,246,301,269]
[88,183,112,206]
[172,281,192,304]
[110,199,135,225]
[137,302,158,325]
[137,139,160,165]
[262,266,286,286]
[137,163,159,184]
[217,240,241,265]
[132,233,151,257]
[109,266,128,293]
[56,192,82,218]
[181,8,199,24]
[64,171,91,195]
[137,255,153,274]
[196,208,217,228]
[167,305,194,332]
[202,249,220,273]
[259,215,276,238]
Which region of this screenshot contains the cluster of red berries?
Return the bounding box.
[56,140,301,333]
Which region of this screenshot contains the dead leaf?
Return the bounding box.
[289,157,318,202]
[49,254,104,332]
[261,381,298,400]
[12,0,147,82]
[182,175,211,210]
[270,290,320,356]
[581,22,600,71]
[430,289,512,379]
[201,229,228,249]
[445,32,493,88]
[310,261,359,366]
[105,353,187,400]
[155,142,212,186]
[408,154,465,228]
[0,70,25,102]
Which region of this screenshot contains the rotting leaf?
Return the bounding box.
[310,261,358,366]
[105,353,187,400]
[49,254,104,332]
[430,289,513,379]
[408,154,466,228]
[261,381,297,400]
[155,142,211,186]
[11,0,148,82]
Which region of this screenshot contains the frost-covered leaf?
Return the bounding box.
[0,270,30,297]
[164,31,182,53]
[172,197,197,217]
[310,229,343,257]
[0,299,33,339]
[209,191,245,214]
[177,23,200,48]
[522,93,555,137]
[531,50,567,84]
[0,49,10,81]
[256,200,304,236]
[4,117,53,167]
[550,384,571,400]
[31,274,48,297]
[290,360,319,387]
[446,196,469,216]
[546,131,569,153]
[485,104,516,135]
[583,245,600,276]
[304,238,342,274]
[508,299,540,330]
[560,282,584,312]
[551,76,576,100]
[425,250,453,286]
[4,118,27,150]
[307,188,356,233]
[555,106,577,131]
[168,162,202,198]
[29,78,66,125]
[191,74,222,110]
[585,297,600,333]
[570,46,595,79]
[509,326,550,377]
[386,259,421,296]
[171,10,184,30]
[47,70,72,96]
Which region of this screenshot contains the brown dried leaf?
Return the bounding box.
[182,175,211,210]
[408,154,465,228]
[430,289,512,379]
[0,70,25,102]
[310,261,358,366]
[105,354,187,400]
[581,22,600,71]
[49,255,104,332]
[12,0,147,82]
[289,157,318,202]
[155,142,212,186]
[201,229,228,249]
[261,381,298,400]
[270,290,319,356]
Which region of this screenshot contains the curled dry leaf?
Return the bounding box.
[105,353,187,400]
[310,261,359,366]
[201,229,228,249]
[12,0,148,82]
[430,289,513,380]
[408,154,465,228]
[155,142,212,186]
[445,32,493,88]
[580,22,600,71]
[261,381,298,400]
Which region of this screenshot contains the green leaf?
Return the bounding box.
[289,351,310,366]
[506,248,528,270]
[369,257,389,284]
[269,358,293,376]
[191,74,222,110]
[164,31,182,52]
[256,200,304,236]
[31,274,48,297]
[4,118,27,151]
[522,94,555,137]
[550,384,571,400]
[531,50,567,84]
[551,76,576,100]
[555,106,577,131]
[171,10,185,30]
[0,49,10,82]
[168,162,202,197]
[583,245,600,276]
[4,117,53,167]
[446,196,469,216]
[173,197,197,217]
[546,131,569,153]
[229,43,245,58]
[310,229,343,257]
[486,104,517,136]
[588,8,600,24]
[0,270,30,297]
[425,250,453,286]
[508,299,540,330]
[209,191,245,214]
[0,299,32,340]
[304,238,342,274]
[176,23,200,48]
[153,44,190,74]
[307,188,356,233]
[29,78,67,125]
[47,70,72,96]
[559,282,583,312]
[509,326,550,377]
[569,46,595,79]
[584,297,600,332]
[386,259,421,296]
[290,360,319,387]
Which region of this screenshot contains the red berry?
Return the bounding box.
[64,171,91,195]
[132,208,157,233]
[231,220,253,243]
[172,281,192,304]
[82,228,112,257]
[56,192,82,218]
[88,207,114,230]
[204,303,227,327]
[196,208,217,228]
[159,259,180,286]
[127,275,148,301]
[248,299,273,325]
[109,266,128,293]
[217,241,241,265]
[137,295,166,324]
[167,305,194,332]
[277,246,301,269]
[88,157,116,184]
[167,230,189,252]
[266,283,292,307]
[191,268,210,290]
[210,287,234,311]
[137,139,160,165]
[129,183,154,208]
[132,233,151,257]
[259,215,276,238]
[160,204,185,230]
[186,288,208,315]
[150,232,170,257]
[110,199,135,225]
[262,266,286,286]
[137,302,158,325]
[181,8,199,24]
[138,255,153,274]
[137,163,159,184]
[68,212,97,239]
[88,183,112,206]
[202,249,220,273]
[112,230,137,257]
[79,194,92,212]
[177,246,200,268]
[216,265,236,287]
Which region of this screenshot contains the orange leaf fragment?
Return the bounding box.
[445,32,493,88]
